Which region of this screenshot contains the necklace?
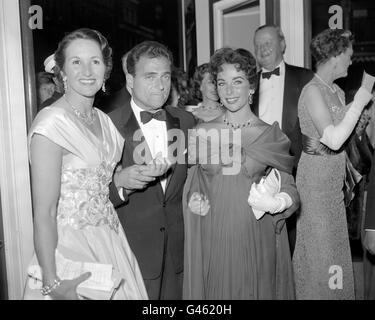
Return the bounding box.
[223,117,252,129]
[64,95,96,125]
[314,73,345,106]
[314,73,336,93]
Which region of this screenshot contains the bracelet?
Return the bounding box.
[40,277,62,296]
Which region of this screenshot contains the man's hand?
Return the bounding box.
[364,230,375,255]
[114,164,156,190]
[140,152,171,177]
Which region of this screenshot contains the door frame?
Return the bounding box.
[0,0,34,299]
[213,0,266,50]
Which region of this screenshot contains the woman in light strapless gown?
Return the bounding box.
[24,28,148,300]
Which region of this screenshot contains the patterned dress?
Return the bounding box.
[23,107,148,300]
[293,77,355,299]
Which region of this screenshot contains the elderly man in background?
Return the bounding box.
[251,24,314,256]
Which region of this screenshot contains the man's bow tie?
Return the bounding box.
[140,109,167,124]
[261,67,280,79]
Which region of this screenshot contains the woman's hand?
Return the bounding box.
[188,192,210,216]
[353,87,373,109]
[48,272,91,300]
[114,164,155,190]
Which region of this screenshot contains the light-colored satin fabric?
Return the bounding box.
[24,106,148,300]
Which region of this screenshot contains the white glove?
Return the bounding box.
[320,87,373,150]
[353,86,373,107]
[248,183,292,220]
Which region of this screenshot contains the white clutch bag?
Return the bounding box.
[251,168,281,220]
[27,251,123,300]
[260,168,281,196]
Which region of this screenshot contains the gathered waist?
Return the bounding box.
[302,134,340,156]
[57,192,119,232]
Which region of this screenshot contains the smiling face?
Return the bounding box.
[200,72,219,102]
[128,56,171,111]
[254,26,285,71]
[62,38,105,99]
[216,63,252,113]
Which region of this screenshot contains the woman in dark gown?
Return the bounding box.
[182,48,300,300]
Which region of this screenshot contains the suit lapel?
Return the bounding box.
[164,109,181,197]
[282,64,298,137]
[120,102,153,166]
[252,72,261,116]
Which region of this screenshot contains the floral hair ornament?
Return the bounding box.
[341,30,354,41]
[44,53,56,73]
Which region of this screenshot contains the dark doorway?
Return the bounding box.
[30,0,182,111]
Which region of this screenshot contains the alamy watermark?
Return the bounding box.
[328,265,343,290]
[328,5,343,29]
[28,3,344,30]
[132,128,242,176]
[28,5,43,30]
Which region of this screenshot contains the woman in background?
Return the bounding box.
[36,72,56,110]
[185,63,223,122]
[166,66,191,108]
[293,28,373,299]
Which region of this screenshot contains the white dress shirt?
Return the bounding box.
[258,61,285,129]
[130,99,168,191]
[118,99,169,200]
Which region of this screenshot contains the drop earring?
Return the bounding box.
[102,82,106,93]
[63,77,68,92]
[248,90,254,105]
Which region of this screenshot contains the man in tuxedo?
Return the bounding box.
[252,25,314,255]
[109,41,195,299]
[364,152,375,299]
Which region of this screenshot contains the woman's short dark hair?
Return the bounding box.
[54,28,113,81]
[166,66,191,107]
[190,63,211,102]
[126,41,173,76]
[311,29,354,66]
[209,47,258,90]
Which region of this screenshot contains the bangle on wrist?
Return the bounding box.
[41,277,61,296]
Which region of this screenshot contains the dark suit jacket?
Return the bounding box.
[365,152,375,229]
[108,101,195,280]
[252,63,314,170]
[103,86,131,113]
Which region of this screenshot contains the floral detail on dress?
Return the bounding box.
[327,85,347,115]
[329,104,342,113]
[57,161,120,232]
